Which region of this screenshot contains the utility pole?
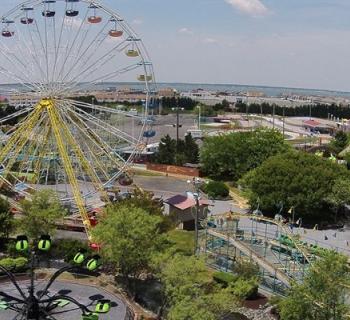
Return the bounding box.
[176,105,180,144]
[194,192,200,255]
[197,105,201,130]
[188,178,202,256]
[282,106,285,137]
[309,105,312,119]
[272,104,275,129]
[172,89,183,149]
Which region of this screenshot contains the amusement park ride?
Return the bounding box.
[0,0,156,241]
[200,212,349,295]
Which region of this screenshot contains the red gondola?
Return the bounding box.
[2,31,14,38]
[66,10,79,17]
[88,16,102,24]
[42,10,56,17]
[20,17,34,24]
[109,30,123,37]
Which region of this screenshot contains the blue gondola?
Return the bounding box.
[66,10,79,17]
[143,130,156,138]
[42,10,55,17]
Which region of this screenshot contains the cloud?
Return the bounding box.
[178,27,194,36]
[225,0,269,16]
[202,37,218,44]
[63,17,85,29]
[132,19,143,25]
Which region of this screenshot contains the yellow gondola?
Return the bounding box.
[126,49,139,57]
[137,75,152,82]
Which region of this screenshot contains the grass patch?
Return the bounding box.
[130,169,163,177]
[288,137,318,145]
[167,230,195,256]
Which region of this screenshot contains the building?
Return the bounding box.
[302,119,334,134]
[164,193,209,230]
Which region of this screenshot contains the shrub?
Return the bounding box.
[13,257,28,272]
[0,257,28,273]
[229,277,259,300]
[202,181,229,199]
[213,271,237,287]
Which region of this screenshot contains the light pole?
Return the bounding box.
[196,105,201,130]
[172,104,184,148]
[0,235,110,320]
[282,106,285,137]
[187,177,203,256]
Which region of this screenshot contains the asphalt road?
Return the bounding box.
[0,280,127,320]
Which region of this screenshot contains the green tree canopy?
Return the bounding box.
[112,189,173,232]
[159,255,236,320]
[92,203,164,289]
[184,133,199,164]
[0,197,13,240]
[201,128,290,180]
[153,134,199,166]
[240,151,350,218]
[155,134,176,164]
[278,251,350,320]
[330,131,349,153]
[17,190,65,239]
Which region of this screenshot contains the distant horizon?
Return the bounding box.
[1,81,350,96]
[155,81,350,95]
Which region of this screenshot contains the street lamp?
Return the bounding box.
[0,235,109,320]
[187,177,203,256]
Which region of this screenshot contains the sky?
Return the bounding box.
[3,0,350,91]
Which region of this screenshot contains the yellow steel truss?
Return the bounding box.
[45,99,92,238]
[52,105,108,198]
[0,104,46,185]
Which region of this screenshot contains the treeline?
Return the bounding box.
[236,102,350,119]
[160,97,197,111]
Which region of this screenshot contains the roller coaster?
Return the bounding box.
[199,212,346,295]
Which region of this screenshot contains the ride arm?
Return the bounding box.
[0,265,27,300]
[41,294,91,314]
[37,266,82,299]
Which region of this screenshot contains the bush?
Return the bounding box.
[229,277,259,300]
[213,271,237,287]
[202,181,230,199]
[0,257,28,273]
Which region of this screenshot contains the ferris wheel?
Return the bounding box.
[0,0,155,238]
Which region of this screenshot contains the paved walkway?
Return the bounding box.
[0,280,127,320]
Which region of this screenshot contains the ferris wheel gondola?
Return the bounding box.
[0,0,155,239]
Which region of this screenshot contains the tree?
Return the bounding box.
[155,134,176,164]
[240,151,350,219]
[201,128,290,180]
[159,255,236,319]
[0,197,13,240]
[153,134,199,165]
[326,178,350,215]
[92,203,163,294]
[184,133,199,164]
[160,255,212,301]
[330,131,349,153]
[17,190,65,239]
[278,251,350,320]
[113,189,173,232]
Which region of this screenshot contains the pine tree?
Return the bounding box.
[184,134,199,164]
